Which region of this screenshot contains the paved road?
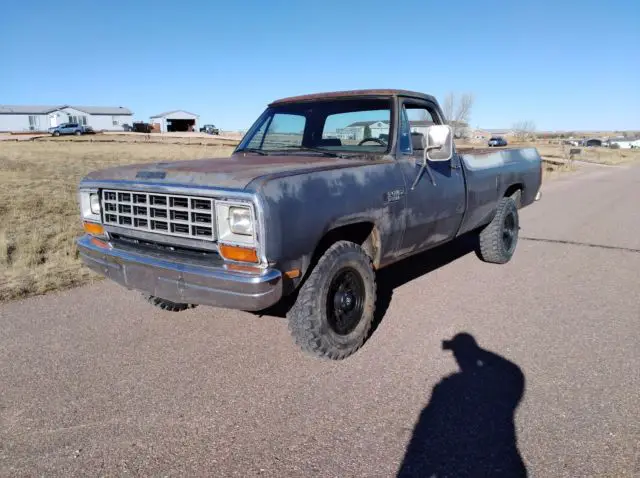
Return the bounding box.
[1,163,639,477]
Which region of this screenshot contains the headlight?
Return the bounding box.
[229,206,253,236]
[79,189,101,223]
[215,201,256,247]
[90,193,101,214]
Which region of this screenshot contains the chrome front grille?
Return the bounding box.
[102,189,216,241]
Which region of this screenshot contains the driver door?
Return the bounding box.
[396,101,465,253]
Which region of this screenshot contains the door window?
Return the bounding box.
[400,103,439,155]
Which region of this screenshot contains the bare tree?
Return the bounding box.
[442,92,474,138]
[512,120,536,141]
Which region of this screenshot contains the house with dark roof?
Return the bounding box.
[0,104,133,133]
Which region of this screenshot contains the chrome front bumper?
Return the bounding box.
[76,235,282,311]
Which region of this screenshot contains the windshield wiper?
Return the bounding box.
[238,147,269,156]
[278,146,350,158]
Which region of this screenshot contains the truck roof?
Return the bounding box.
[270,89,437,106]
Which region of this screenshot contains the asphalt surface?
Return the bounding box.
[1,162,639,477]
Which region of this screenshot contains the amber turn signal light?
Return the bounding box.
[219,244,258,263]
[83,222,104,236]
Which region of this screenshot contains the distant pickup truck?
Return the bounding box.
[77,89,542,360]
[199,124,220,135]
[488,136,508,147]
[49,123,93,136]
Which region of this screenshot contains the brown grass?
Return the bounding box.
[533,143,640,165]
[0,140,234,302]
[455,140,640,171]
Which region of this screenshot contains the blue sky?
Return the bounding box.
[1,0,638,131]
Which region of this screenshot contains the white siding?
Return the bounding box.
[158,111,198,120]
[0,107,132,132]
[0,114,50,132]
[53,107,132,131]
[150,111,199,132]
[87,115,132,131]
[370,121,390,138]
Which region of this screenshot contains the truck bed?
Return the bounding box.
[455,147,542,236]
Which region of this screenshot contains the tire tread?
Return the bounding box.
[287,241,376,360]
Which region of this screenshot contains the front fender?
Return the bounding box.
[253,162,405,281]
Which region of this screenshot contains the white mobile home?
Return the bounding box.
[0,105,133,132]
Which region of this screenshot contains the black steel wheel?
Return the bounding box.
[287,241,376,360]
[326,267,366,335]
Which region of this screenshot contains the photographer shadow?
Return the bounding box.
[398,333,527,478]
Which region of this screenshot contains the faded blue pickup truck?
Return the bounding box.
[77,89,542,360]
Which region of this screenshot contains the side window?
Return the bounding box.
[322,109,390,147]
[247,113,306,150]
[398,106,412,154]
[401,103,438,155]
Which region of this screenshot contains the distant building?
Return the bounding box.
[0,105,133,132]
[335,120,390,141]
[484,128,514,137]
[584,138,603,147]
[150,110,199,133]
[608,137,640,149]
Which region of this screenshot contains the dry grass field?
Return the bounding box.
[0,140,234,301]
[1,137,637,302]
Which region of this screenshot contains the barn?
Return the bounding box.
[150,110,199,133]
[0,105,133,133]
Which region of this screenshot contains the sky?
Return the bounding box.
[1,0,639,132]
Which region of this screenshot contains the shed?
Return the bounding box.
[150,110,199,133]
[584,138,602,147]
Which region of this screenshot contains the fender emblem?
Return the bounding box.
[384,188,405,203]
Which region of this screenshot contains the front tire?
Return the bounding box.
[478,197,520,264]
[287,241,376,360]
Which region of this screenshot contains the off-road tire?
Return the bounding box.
[478,197,520,264]
[145,295,197,312]
[287,241,376,360]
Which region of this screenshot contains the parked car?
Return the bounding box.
[131,121,153,133]
[49,123,93,136]
[488,136,508,147]
[76,89,543,360]
[200,124,220,135]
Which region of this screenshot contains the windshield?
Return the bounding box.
[237,98,393,155]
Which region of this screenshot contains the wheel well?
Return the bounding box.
[504,183,524,207]
[313,222,380,268]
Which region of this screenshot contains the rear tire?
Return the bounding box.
[287,241,376,360]
[75,130,82,136]
[478,197,519,264]
[145,295,197,312]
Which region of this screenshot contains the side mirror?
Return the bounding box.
[426,125,453,161]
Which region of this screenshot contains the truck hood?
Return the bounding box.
[84,153,373,190]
